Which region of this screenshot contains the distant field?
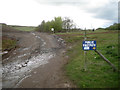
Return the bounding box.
[56,29,117,35]
[9,25,36,31]
[56,30,119,88]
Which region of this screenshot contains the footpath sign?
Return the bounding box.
[83,41,96,50]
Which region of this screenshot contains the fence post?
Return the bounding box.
[84,28,87,71]
[94,50,118,72]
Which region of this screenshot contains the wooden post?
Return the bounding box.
[84,29,86,39]
[84,28,87,71]
[84,50,87,71]
[94,50,118,72]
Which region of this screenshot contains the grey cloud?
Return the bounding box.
[34,0,118,22]
[118,1,120,23]
[87,1,118,22]
[34,0,89,6]
[34,0,87,3]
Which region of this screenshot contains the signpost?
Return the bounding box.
[82,41,96,51]
[82,29,117,72]
[83,29,97,71]
[84,28,87,71]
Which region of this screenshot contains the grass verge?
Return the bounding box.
[2,36,17,52]
[57,30,119,88]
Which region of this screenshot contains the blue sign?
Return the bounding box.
[82,41,96,50]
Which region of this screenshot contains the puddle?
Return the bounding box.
[0,51,8,55]
[23,48,30,51]
[17,54,27,58]
[42,42,46,47]
[31,32,35,36]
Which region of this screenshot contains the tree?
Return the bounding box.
[105,23,120,30]
[53,17,63,32]
[36,16,76,33]
[62,17,74,31]
[36,20,46,32]
[45,21,52,32]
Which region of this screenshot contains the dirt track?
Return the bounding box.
[2,31,75,88]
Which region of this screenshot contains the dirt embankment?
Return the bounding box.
[2,27,75,88]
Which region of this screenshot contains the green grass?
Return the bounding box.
[9,25,36,31]
[56,30,119,88]
[55,29,115,35]
[2,37,17,51]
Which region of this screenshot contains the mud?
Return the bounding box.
[2,31,75,88]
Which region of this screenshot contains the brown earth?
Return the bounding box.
[18,49,74,88]
[2,25,76,88]
[2,25,117,88]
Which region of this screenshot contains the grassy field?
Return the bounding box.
[56,30,119,88]
[9,25,36,31]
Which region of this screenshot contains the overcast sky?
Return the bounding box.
[0,0,118,29]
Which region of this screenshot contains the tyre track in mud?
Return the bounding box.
[2,31,75,88]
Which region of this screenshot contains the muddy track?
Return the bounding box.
[2,31,75,88]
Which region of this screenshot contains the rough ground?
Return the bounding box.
[2,30,75,88]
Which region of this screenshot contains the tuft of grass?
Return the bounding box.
[2,37,17,51]
[57,30,119,88]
